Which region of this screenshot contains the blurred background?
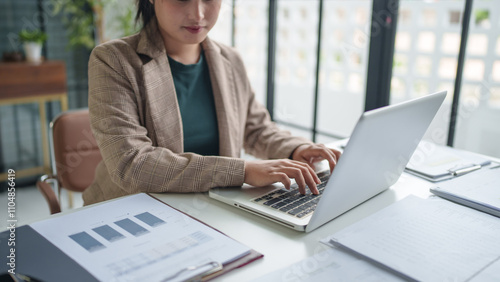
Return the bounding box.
[1,0,499,191]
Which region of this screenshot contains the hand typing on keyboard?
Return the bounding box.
[291,144,341,174]
[244,144,341,195]
[252,170,331,218]
[244,160,321,194]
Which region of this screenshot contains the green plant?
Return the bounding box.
[51,0,137,50]
[19,29,48,44]
[51,0,100,49]
[117,5,138,37]
[475,10,489,25]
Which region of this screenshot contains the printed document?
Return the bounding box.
[255,247,405,282]
[431,166,500,217]
[321,196,500,281]
[31,193,250,282]
[406,140,491,181]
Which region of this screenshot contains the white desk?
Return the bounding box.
[151,172,434,281]
[22,139,498,281]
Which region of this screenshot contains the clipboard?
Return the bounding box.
[0,193,263,282]
[405,141,491,182]
[147,193,264,281]
[430,164,500,218]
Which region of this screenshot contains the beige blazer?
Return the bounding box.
[83,20,312,205]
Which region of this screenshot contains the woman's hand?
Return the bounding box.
[244,160,321,194]
[291,144,342,173]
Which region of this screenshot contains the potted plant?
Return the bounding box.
[19,29,48,63]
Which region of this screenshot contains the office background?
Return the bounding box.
[1,0,499,190]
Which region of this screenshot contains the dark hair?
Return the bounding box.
[136,0,156,29]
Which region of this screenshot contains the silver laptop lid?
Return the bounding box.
[306,91,446,232]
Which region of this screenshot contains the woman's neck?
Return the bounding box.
[165,43,201,65]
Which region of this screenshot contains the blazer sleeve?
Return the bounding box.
[88,44,245,194]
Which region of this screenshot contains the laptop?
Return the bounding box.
[209,91,447,232]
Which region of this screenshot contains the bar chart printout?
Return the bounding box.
[30,193,251,282]
[135,212,166,227]
[69,232,106,252]
[114,218,150,237]
[92,225,125,242]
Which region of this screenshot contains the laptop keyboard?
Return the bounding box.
[251,170,330,219]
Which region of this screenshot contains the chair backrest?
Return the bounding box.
[51,109,102,192]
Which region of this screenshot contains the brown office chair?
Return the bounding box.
[36,109,102,214]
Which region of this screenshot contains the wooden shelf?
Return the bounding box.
[0,61,69,181]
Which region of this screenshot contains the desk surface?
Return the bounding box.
[151,172,433,281]
[23,141,498,280]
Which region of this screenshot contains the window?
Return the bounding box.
[454,0,500,158]
[391,0,466,146]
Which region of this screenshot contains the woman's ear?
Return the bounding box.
[149,0,154,4]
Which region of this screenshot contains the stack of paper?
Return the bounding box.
[321,196,500,281]
[430,166,500,217]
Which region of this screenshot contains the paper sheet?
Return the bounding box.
[321,196,500,281]
[254,247,405,282]
[406,140,491,180]
[31,193,250,282]
[470,256,500,281]
[431,166,500,212]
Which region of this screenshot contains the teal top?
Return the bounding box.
[168,52,220,156]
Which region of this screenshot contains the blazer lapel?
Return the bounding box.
[135,22,238,156]
[202,38,239,157]
[137,21,183,153]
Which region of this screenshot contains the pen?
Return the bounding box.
[450,164,482,176]
[489,163,500,169]
[161,261,222,282]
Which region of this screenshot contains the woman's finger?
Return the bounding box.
[283,161,320,194]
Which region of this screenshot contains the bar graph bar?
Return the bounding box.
[69,232,106,252]
[114,218,149,237]
[135,212,166,227]
[93,225,126,242]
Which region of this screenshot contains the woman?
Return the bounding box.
[83,0,341,205]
